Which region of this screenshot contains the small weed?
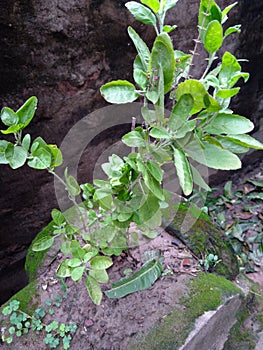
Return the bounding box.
[1,285,77,349]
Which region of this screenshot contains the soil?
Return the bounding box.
[1,229,198,350]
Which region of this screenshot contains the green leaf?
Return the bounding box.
[149,126,170,139]
[219,52,241,88]
[141,106,157,124]
[144,171,164,200]
[89,269,109,283]
[141,0,160,13]
[122,130,146,147]
[32,236,54,251]
[85,275,103,305]
[65,170,80,196]
[126,2,157,27]
[51,209,65,226]
[173,148,193,196]
[68,258,82,268]
[90,256,113,270]
[5,145,27,169]
[224,25,241,38]
[16,96,38,128]
[168,94,194,131]
[215,136,249,154]
[47,144,63,168]
[176,80,208,114]
[128,27,150,71]
[204,114,254,135]
[100,80,139,104]
[190,164,211,191]
[216,88,240,99]
[222,2,238,23]
[71,266,85,282]
[22,134,31,151]
[137,194,160,224]
[28,147,51,169]
[57,260,71,278]
[105,259,162,298]
[204,20,223,54]
[133,55,147,89]
[163,24,177,33]
[0,107,18,126]
[0,140,9,164]
[198,0,222,41]
[225,134,263,150]
[185,139,241,170]
[149,33,175,94]
[161,0,179,12]
[146,160,163,182]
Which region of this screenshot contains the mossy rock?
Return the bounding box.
[128,273,242,350]
[166,202,239,280]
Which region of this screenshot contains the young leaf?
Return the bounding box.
[141,0,160,13]
[204,114,254,135]
[222,2,238,23]
[224,25,241,38]
[47,145,63,168]
[122,130,146,147]
[161,0,179,12]
[28,147,52,169]
[163,25,177,33]
[133,55,147,89]
[22,134,31,151]
[173,148,193,196]
[204,20,223,54]
[125,2,157,27]
[104,259,163,299]
[32,236,54,251]
[219,52,242,88]
[176,79,208,114]
[100,80,139,104]
[16,96,38,128]
[71,266,85,282]
[168,94,194,131]
[85,275,103,305]
[65,172,80,196]
[128,27,150,71]
[57,260,71,278]
[51,209,65,225]
[0,140,9,164]
[149,33,175,94]
[90,256,113,270]
[89,269,109,283]
[149,126,170,139]
[216,88,240,99]
[5,145,27,169]
[0,107,19,126]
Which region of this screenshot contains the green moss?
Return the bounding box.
[25,220,55,281]
[0,280,39,318]
[184,273,241,319]
[128,273,241,350]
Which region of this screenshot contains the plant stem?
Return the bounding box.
[48,169,87,233]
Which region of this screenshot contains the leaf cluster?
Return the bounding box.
[1,288,77,350]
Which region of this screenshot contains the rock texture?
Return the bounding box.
[0,0,262,304]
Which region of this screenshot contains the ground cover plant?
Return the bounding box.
[1,0,263,347]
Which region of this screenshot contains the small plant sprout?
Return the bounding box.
[199,253,222,272]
